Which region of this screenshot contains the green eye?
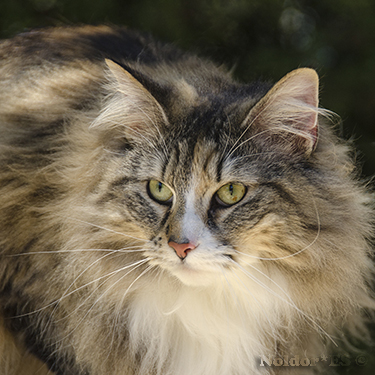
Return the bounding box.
[216,183,246,206]
[148,180,173,203]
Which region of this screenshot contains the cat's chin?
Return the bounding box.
[170,264,217,287]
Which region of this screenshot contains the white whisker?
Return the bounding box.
[66,217,150,243]
[226,128,278,160]
[219,266,277,350]
[55,258,152,322]
[49,249,146,320]
[231,151,281,160]
[56,262,153,344]
[229,258,338,347]
[220,114,233,161]
[241,260,294,304]
[111,265,158,342]
[235,196,320,261]
[226,96,274,158]
[6,246,145,257]
[12,257,150,319]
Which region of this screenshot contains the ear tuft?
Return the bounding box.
[91,59,168,144]
[246,68,323,155]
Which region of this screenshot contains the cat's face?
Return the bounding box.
[83,62,321,287]
[133,137,251,287]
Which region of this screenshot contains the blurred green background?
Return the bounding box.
[0,0,374,373]
[1,0,375,176]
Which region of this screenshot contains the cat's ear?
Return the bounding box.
[91,59,168,143]
[245,68,320,155]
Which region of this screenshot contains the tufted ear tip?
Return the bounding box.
[104,58,116,70]
[91,59,168,145]
[104,59,146,94]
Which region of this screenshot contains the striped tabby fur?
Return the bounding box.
[0,26,373,375]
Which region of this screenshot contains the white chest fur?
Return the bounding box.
[126,269,290,375]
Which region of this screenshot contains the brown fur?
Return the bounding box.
[0,26,374,375]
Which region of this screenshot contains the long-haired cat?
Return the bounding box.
[0,25,374,375]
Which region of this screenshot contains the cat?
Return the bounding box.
[0,25,374,375]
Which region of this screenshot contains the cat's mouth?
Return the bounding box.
[147,238,235,286]
[165,252,233,286]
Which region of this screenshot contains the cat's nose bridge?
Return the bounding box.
[166,217,198,260]
[166,189,202,258]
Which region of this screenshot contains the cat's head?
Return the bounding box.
[66,59,352,289]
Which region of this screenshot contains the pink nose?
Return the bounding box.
[168,241,196,259]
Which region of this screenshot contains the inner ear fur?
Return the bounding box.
[244,68,321,156]
[91,59,168,145]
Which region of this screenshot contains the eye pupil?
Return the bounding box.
[215,182,246,207]
[148,180,173,204]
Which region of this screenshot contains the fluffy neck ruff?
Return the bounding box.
[124,267,298,375]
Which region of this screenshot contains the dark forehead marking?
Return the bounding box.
[162,144,180,182]
[170,102,226,140]
[162,101,250,185]
[198,145,221,183]
[167,140,194,185]
[110,176,133,189]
